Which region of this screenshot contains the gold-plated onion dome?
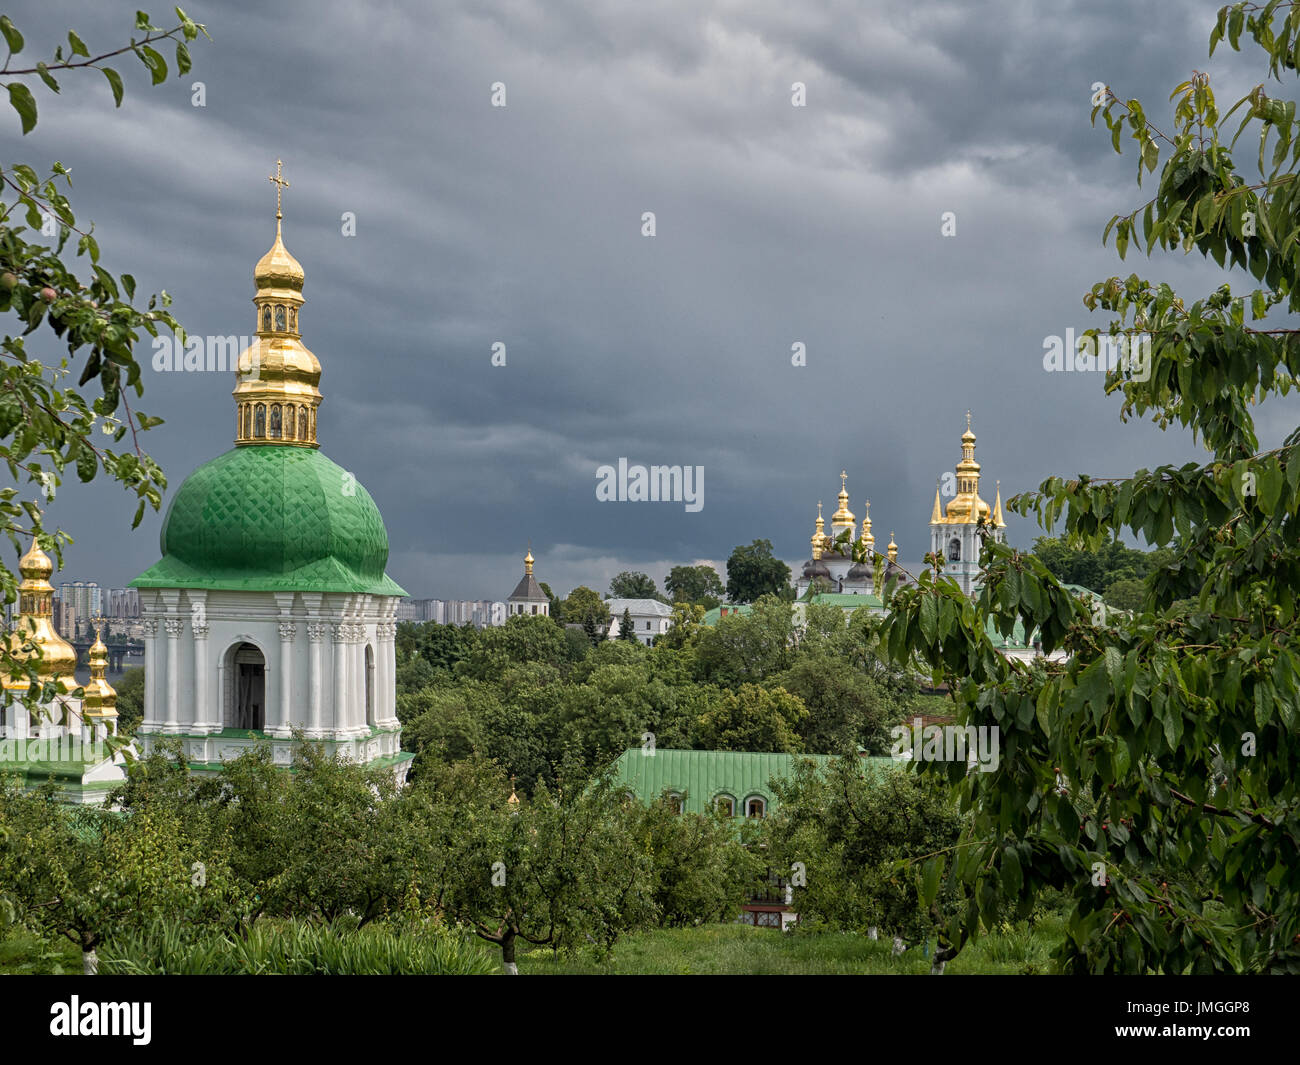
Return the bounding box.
[524,549,535,575]
[941,412,992,525]
[888,531,898,563]
[3,537,79,693]
[810,502,825,560]
[234,160,323,449]
[830,470,856,531]
[83,625,118,721]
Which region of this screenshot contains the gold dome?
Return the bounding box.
[524,549,535,575]
[830,471,855,532]
[83,625,118,721]
[887,531,898,563]
[234,161,324,449]
[936,412,993,525]
[4,537,79,693]
[254,225,305,292]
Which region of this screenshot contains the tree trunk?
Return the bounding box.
[867,926,879,940]
[891,936,906,956]
[82,948,99,975]
[501,930,518,975]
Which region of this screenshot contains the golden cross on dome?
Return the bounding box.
[966,409,972,431]
[268,159,290,220]
[840,470,847,490]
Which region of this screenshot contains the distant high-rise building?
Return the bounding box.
[58,581,101,627]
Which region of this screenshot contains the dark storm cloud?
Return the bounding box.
[4,0,1287,600]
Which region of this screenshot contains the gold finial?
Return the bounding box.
[992,481,1006,527]
[966,409,971,431]
[269,158,290,223]
[507,775,520,806]
[931,479,943,524]
[817,501,823,520]
[840,471,847,492]
[524,548,535,575]
[888,531,898,563]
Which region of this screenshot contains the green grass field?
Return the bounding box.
[516,918,1064,975]
[1,917,1064,975]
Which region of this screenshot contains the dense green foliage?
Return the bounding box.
[874,3,1300,974]
[395,603,918,794]
[1030,535,1175,610]
[724,539,792,603]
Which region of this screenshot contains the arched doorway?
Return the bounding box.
[224,641,266,731]
[365,644,375,728]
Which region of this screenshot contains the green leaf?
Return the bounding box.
[920,857,942,908]
[141,45,167,85]
[67,30,89,58]
[35,62,59,93]
[0,16,23,54]
[102,67,125,107]
[6,82,37,134]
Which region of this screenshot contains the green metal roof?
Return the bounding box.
[132,446,405,596]
[609,748,894,815]
[804,592,883,610]
[701,604,753,626]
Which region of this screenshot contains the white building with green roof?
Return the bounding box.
[130,177,411,780]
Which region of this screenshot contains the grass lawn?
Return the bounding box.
[2,917,1065,975]
[516,917,1064,975]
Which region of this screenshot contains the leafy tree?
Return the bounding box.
[1102,577,1145,612]
[562,585,610,638]
[771,654,900,755]
[630,796,764,925]
[877,5,1300,974]
[664,563,724,608]
[695,594,795,686]
[617,606,636,642]
[691,683,806,752]
[0,779,240,973]
[409,759,654,973]
[724,539,791,603]
[112,664,144,734]
[609,570,660,600]
[764,759,964,950]
[657,601,706,651]
[0,9,206,701]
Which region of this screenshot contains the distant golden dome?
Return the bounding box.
[4,537,78,693]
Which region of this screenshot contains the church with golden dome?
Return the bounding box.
[0,537,125,803]
[129,165,410,779]
[929,412,1006,597]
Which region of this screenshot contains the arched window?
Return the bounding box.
[288,307,297,332]
[948,538,961,561]
[274,304,286,331]
[224,642,266,731]
[667,792,684,816]
[260,305,271,332]
[715,794,736,817]
[284,405,296,440]
[269,404,282,439]
[254,404,266,437]
[745,795,767,819]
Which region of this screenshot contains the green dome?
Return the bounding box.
[132,446,406,595]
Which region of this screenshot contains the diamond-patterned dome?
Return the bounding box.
[132,446,405,595]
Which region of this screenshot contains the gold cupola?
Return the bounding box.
[830,471,856,539]
[524,549,535,576]
[3,537,79,694]
[887,532,898,563]
[810,502,826,560]
[938,411,993,525]
[82,626,118,724]
[234,160,323,449]
[857,499,875,553]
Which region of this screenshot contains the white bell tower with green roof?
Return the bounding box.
[131,165,411,780]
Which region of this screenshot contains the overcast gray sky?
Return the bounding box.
[6,0,1295,600]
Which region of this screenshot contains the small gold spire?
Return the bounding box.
[811,503,826,560]
[268,159,289,222]
[524,549,535,576]
[992,481,1006,528]
[931,479,943,524]
[83,623,118,722]
[888,532,898,563]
